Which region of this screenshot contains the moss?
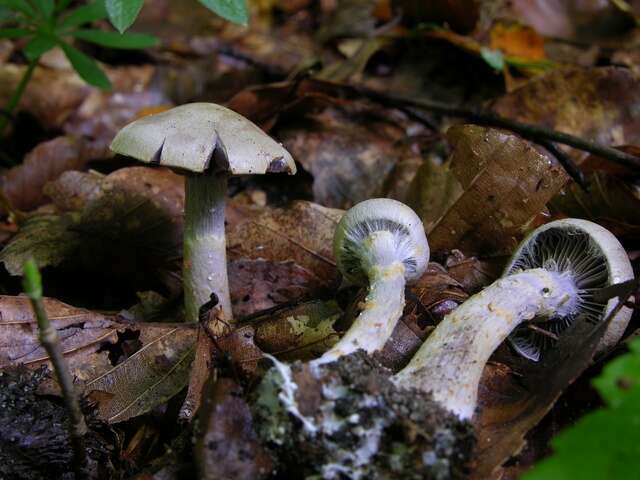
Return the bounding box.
[252,352,475,479]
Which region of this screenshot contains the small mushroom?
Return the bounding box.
[110,103,296,323]
[313,198,429,365]
[394,218,634,419]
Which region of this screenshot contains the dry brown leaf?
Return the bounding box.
[428,125,569,256]
[227,200,343,286]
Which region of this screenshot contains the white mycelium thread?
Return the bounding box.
[313,199,428,366]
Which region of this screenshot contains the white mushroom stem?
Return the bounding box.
[313,231,407,366]
[394,268,580,419]
[184,171,232,323]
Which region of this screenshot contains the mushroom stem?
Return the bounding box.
[313,231,407,365]
[394,268,580,419]
[184,171,232,323]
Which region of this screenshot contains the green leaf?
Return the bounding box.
[57,1,107,30]
[105,0,143,33]
[524,337,640,480]
[60,42,111,89]
[23,32,56,60]
[0,0,36,18]
[32,0,54,18]
[0,27,30,38]
[480,47,505,71]
[198,0,248,26]
[72,28,158,49]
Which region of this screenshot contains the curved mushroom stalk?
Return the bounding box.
[313,231,407,365]
[311,199,429,366]
[394,268,580,419]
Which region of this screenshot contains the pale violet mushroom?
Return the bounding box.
[394,218,634,419]
[110,103,296,323]
[313,198,429,365]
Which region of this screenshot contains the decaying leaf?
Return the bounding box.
[229,259,326,317]
[0,294,197,424]
[406,156,463,232]
[86,322,196,423]
[195,377,273,480]
[429,125,569,255]
[227,200,343,286]
[1,166,185,295]
[491,66,640,157]
[0,295,118,382]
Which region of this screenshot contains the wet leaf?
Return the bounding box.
[429,125,569,255]
[86,322,196,423]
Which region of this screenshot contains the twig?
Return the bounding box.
[22,259,88,479]
[537,139,588,191]
[345,84,640,171]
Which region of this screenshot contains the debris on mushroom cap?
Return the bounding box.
[334,198,430,285]
[252,352,474,480]
[110,103,296,175]
[505,218,634,361]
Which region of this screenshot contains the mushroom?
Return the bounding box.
[110,103,296,323]
[394,218,634,419]
[313,198,429,365]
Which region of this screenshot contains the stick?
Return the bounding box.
[22,259,88,479]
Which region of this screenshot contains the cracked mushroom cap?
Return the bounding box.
[333,198,429,285]
[505,218,634,361]
[110,103,296,175]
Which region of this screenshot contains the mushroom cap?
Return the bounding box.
[504,218,633,361]
[110,103,296,175]
[333,198,429,285]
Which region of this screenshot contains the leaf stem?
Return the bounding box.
[0,56,38,138]
[22,259,89,479]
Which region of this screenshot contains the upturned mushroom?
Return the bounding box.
[110,103,296,324]
[394,218,634,419]
[313,198,429,365]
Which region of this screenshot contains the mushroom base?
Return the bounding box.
[252,352,475,480]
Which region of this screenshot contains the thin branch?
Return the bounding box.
[22,259,88,479]
[346,84,640,171]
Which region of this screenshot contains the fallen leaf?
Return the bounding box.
[0,136,107,213]
[229,259,326,317]
[195,377,273,480]
[429,125,569,256]
[85,321,196,423]
[227,200,343,286]
[491,66,640,158]
[406,156,463,232]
